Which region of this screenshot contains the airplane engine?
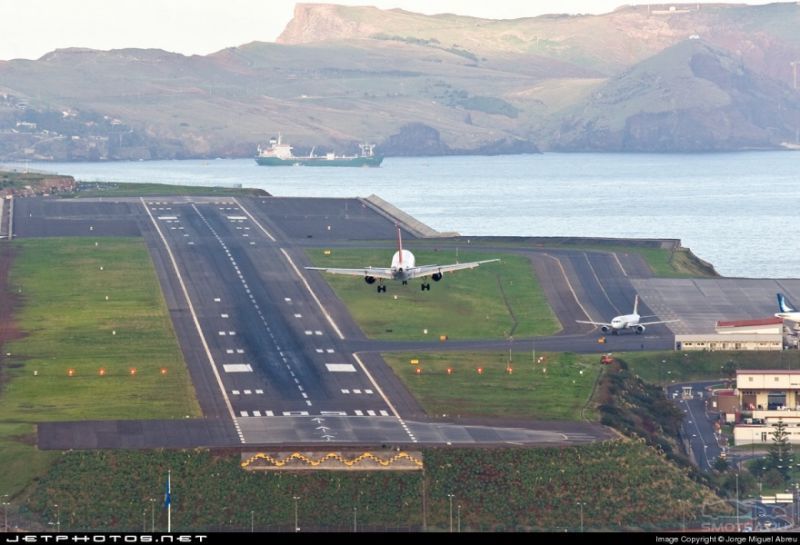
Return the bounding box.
[635,325,646,334]
[600,325,611,333]
[432,272,443,282]
[364,276,376,285]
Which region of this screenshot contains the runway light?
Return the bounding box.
[410,359,419,365]
[477,367,483,375]
[506,366,513,375]
[446,367,453,375]
[160,368,168,376]
[67,368,75,377]
[129,368,137,376]
[415,367,422,375]
[98,368,106,376]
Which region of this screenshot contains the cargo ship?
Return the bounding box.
[255,134,383,167]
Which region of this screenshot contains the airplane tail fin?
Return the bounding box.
[778,293,796,313]
[633,294,639,315]
[396,226,403,265]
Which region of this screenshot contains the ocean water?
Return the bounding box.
[5,152,799,278]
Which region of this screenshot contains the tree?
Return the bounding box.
[766,419,793,482]
[722,360,736,385]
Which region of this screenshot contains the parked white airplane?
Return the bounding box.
[775,293,800,322]
[305,228,499,292]
[576,295,677,335]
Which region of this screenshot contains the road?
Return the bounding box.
[667,381,724,472]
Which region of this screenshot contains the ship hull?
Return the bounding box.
[255,155,383,167]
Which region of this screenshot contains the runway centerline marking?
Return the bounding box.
[139,198,242,442]
[191,203,312,408]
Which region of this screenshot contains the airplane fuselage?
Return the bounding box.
[390,249,416,281]
[606,313,645,334]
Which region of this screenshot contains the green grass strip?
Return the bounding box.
[306,248,559,340]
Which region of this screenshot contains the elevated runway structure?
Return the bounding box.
[10,193,748,450]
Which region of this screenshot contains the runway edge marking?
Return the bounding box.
[278,247,346,341]
[542,252,597,324]
[232,197,276,242]
[232,198,346,341]
[612,252,628,278]
[140,198,245,444]
[352,353,417,443]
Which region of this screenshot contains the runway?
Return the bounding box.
[11,194,775,449]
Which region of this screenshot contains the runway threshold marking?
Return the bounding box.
[542,252,597,324]
[140,198,243,443]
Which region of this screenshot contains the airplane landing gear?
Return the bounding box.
[377,285,387,293]
[421,283,431,291]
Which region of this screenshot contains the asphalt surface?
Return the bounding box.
[633,277,800,334]
[12,194,758,450]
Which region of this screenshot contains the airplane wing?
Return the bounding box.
[304,266,395,279]
[575,320,612,327]
[639,319,680,326]
[407,259,500,280]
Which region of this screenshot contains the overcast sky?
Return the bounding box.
[0,1,775,61]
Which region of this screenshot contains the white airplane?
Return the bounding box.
[576,295,677,335]
[775,293,800,321]
[305,228,499,292]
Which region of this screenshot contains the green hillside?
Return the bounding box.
[2,3,800,159]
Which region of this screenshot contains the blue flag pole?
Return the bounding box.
[165,470,171,533]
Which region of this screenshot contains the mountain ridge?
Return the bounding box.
[1,3,800,160]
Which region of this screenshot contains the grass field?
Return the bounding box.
[22,442,724,532]
[73,181,267,198]
[306,248,559,340]
[617,350,800,385]
[0,423,56,500]
[382,351,600,420]
[0,238,200,495]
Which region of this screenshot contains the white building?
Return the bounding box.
[675,317,784,351]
